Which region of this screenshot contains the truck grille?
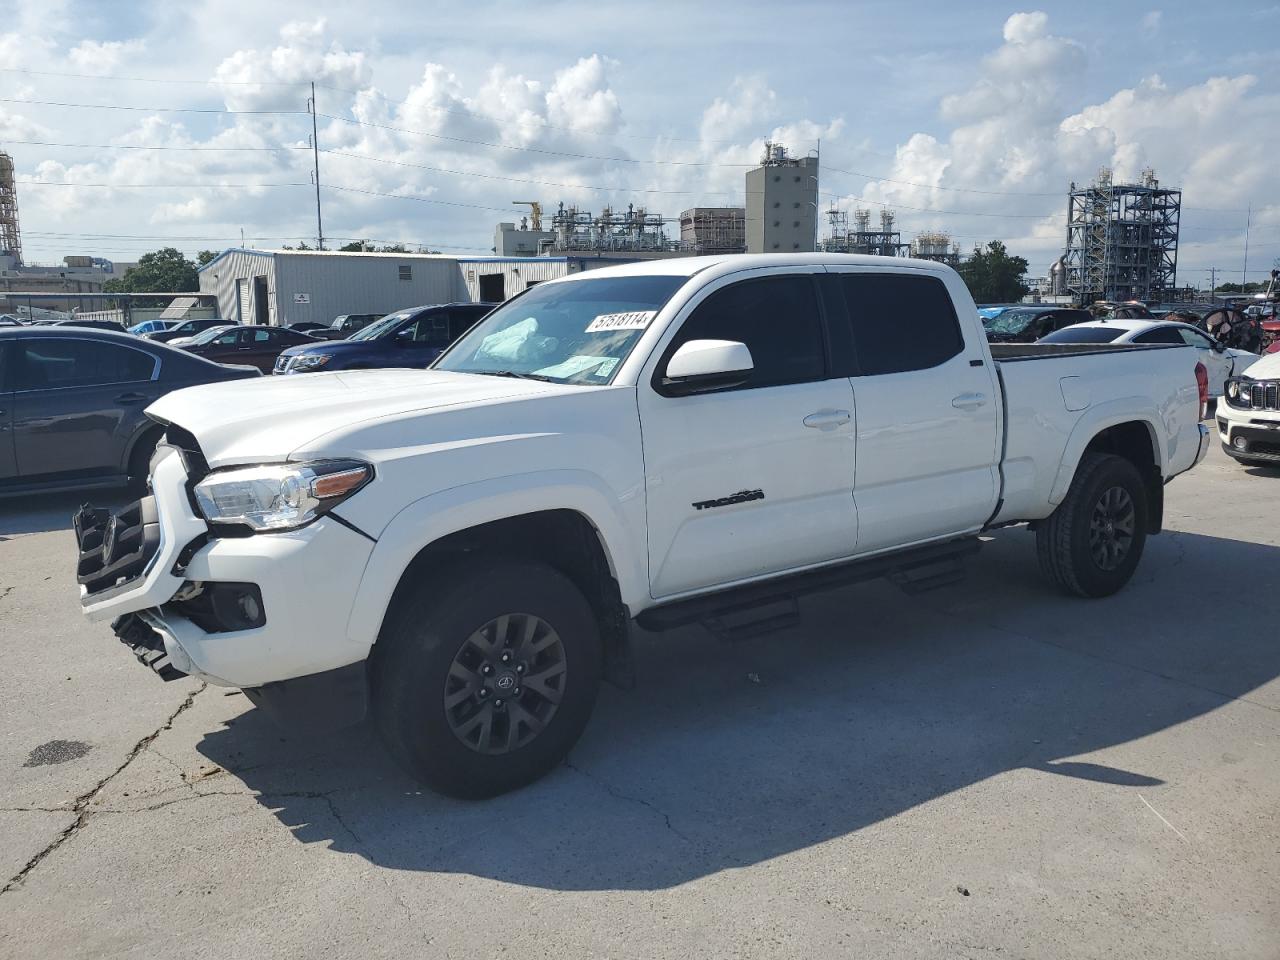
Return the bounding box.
[74,498,162,596]
[1247,381,1280,411]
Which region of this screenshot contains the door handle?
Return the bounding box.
[802,409,851,429]
[114,392,149,404]
[952,392,987,410]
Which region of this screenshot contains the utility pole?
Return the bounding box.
[1209,266,1217,304]
[1241,204,1251,293]
[309,81,324,250]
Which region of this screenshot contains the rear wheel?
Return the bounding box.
[1036,452,1148,598]
[372,559,602,798]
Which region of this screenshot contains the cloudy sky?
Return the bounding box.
[1,0,1278,286]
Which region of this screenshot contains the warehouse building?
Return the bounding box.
[198,249,584,326]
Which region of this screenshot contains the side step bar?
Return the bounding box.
[636,537,980,635]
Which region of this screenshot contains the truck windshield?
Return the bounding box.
[434,275,688,384]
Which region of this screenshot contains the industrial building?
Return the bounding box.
[821,207,908,257]
[0,150,19,265]
[911,231,960,266]
[0,254,136,313]
[746,142,819,254]
[1063,168,1181,304]
[679,207,747,255]
[197,249,596,326]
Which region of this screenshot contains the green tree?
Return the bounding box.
[102,247,199,293]
[196,249,218,266]
[957,240,1030,303]
[339,240,373,252]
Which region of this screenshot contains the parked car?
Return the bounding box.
[273,303,494,374]
[1217,351,1280,467]
[0,314,23,326]
[983,307,1091,343]
[0,327,259,497]
[1039,318,1259,397]
[128,319,176,336]
[53,318,128,334]
[77,254,1210,799]
[142,318,232,344]
[179,324,319,373]
[285,321,332,334]
[307,313,386,340]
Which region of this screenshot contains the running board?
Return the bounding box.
[637,537,980,635]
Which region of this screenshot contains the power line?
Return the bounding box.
[17,178,310,189]
[320,148,736,196]
[316,112,757,167]
[321,183,514,213]
[2,138,309,153]
[0,66,308,87]
[0,96,304,116]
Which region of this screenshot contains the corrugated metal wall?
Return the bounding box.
[198,252,583,327]
[273,254,464,326]
[198,250,276,323]
[458,258,572,302]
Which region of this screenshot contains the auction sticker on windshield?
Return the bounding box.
[585,311,656,333]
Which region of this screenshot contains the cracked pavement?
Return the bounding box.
[1,447,1278,958]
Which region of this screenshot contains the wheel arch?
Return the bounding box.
[1050,406,1165,534]
[346,471,646,654]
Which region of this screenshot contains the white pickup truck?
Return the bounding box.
[74,254,1211,797]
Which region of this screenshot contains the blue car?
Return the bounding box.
[273,302,495,374]
[127,319,175,336]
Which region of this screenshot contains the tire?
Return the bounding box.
[372,559,602,799]
[1036,452,1148,598]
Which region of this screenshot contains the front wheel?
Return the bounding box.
[1036,452,1148,598]
[372,559,602,798]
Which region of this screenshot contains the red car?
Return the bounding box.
[180,324,319,372]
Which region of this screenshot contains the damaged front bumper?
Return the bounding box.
[74,444,378,693]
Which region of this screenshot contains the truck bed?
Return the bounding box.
[990,342,1182,361]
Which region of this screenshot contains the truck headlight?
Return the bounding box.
[193,460,372,531]
[289,354,333,371]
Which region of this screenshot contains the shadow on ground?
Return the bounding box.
[193,526,1280,891]
[0,490,128,539]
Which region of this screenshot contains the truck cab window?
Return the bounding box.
[668,275,825,389]
[839,273,964,375]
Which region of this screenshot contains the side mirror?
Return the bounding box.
[662,339,753,395]
[1211,339,1227,353]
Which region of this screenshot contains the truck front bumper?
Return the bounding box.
[75,446,377,689]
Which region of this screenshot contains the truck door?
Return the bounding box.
[638,270,858,599]
[828,268,1000,553]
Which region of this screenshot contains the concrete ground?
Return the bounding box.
[1,443,1277,959]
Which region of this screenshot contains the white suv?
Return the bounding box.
[1218,352,1280,467]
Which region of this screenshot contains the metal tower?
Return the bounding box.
[0,150,21,264]
[1064,167,1180,304]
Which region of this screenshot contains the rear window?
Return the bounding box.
[1039,326,1125,344]
[838,273,964,375]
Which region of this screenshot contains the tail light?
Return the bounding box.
[1194,361,1209,420]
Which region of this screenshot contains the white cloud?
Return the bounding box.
[68,39,147,75]
[1142,10,1163,32]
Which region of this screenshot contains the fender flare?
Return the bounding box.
[345,469,647,648]
[1047,398,1164,505]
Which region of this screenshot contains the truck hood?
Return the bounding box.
[278,337,378,358]
[146,368,572,466]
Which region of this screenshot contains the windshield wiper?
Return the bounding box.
[471,369,561,383]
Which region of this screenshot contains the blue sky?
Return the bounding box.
[1,0,1278,284]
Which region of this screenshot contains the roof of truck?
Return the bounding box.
[557,252,959,280]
